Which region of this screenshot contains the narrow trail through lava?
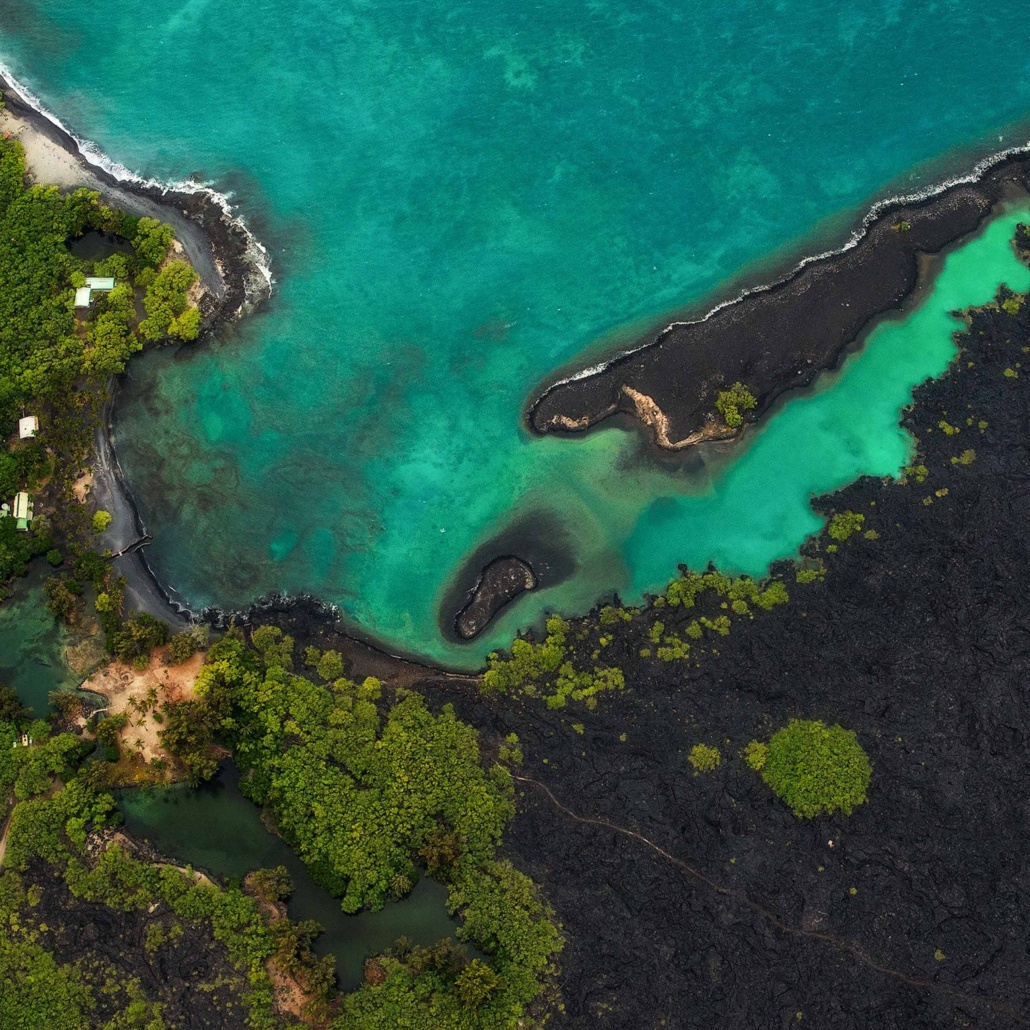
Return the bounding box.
[513,774,1021,1021]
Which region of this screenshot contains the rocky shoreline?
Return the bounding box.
[0,70,274,633]
[0,71,270,321]
[529,151,1030,454]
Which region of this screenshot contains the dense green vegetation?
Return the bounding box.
[483,568,791,709]
[687,743,721,773]
[0,714,354,1027]
[483,615,626,709]
[714,381,757,427]
[757,719,872,818]
[0,131,200,591]
[155,628,562,1028]
[827,510,865,541]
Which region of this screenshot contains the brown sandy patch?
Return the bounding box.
[72,470,94,503]
[84,649,204,766]
[0,105,90,187]
[621,385,738,450]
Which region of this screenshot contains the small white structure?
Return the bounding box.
[18,415,38,439]
[13,491,33,530]
[74,277,117,309]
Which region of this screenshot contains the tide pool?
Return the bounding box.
[2,1,1030,667]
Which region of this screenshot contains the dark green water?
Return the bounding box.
[0,564,77,716]
[118,765,462,988]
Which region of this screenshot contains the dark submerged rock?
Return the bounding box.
[438,511,577,643]
[455,556,536,640]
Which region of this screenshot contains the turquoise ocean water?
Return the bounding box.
[2,2,1030,667]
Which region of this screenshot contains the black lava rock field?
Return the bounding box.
[436,278,1030,1028]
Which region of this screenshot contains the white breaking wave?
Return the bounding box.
[0,61,273,298]
[549,135,1030,390]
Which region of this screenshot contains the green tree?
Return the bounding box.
[91,510,113,534]
[715,382,757,427]
[827,510,865,542]
[759,719,872,818]
[455,958,502,1010]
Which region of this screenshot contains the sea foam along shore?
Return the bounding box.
[0,65,275,628]
[539,132,1030,394]
[0,64,272,320]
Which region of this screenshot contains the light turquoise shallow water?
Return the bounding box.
[2,2,1030,667]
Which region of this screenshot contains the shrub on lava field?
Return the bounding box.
[760,719,871,818]
[715,382,757,427]
[688,743,721,773]
[827,510,864,542]
[742,740,768,771]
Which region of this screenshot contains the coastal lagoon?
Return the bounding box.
[118,766,464,988]
[2,2,1030,667]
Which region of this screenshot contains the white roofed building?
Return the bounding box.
[18,415,38,439]
[74,277,117,309]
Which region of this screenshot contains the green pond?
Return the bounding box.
[118,765,464,989]
[0,563,78,716]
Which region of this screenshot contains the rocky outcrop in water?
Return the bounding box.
[455,556,536,640]
[529,156,1030,453]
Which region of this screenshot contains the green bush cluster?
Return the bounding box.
[598,605,633,626]
[714,382,757,427]
[139,260,201,341]
[688,743,721,773]
[545,663,625,709]
[1,717,88,808]
[483,616,624,710]
[757,719,872,818]
[742,740,768,771]
[165,625,207,665]
[663,569,788,614]
[827,510,865,542]
[110,611,169,667]
[162,630,563,1025]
